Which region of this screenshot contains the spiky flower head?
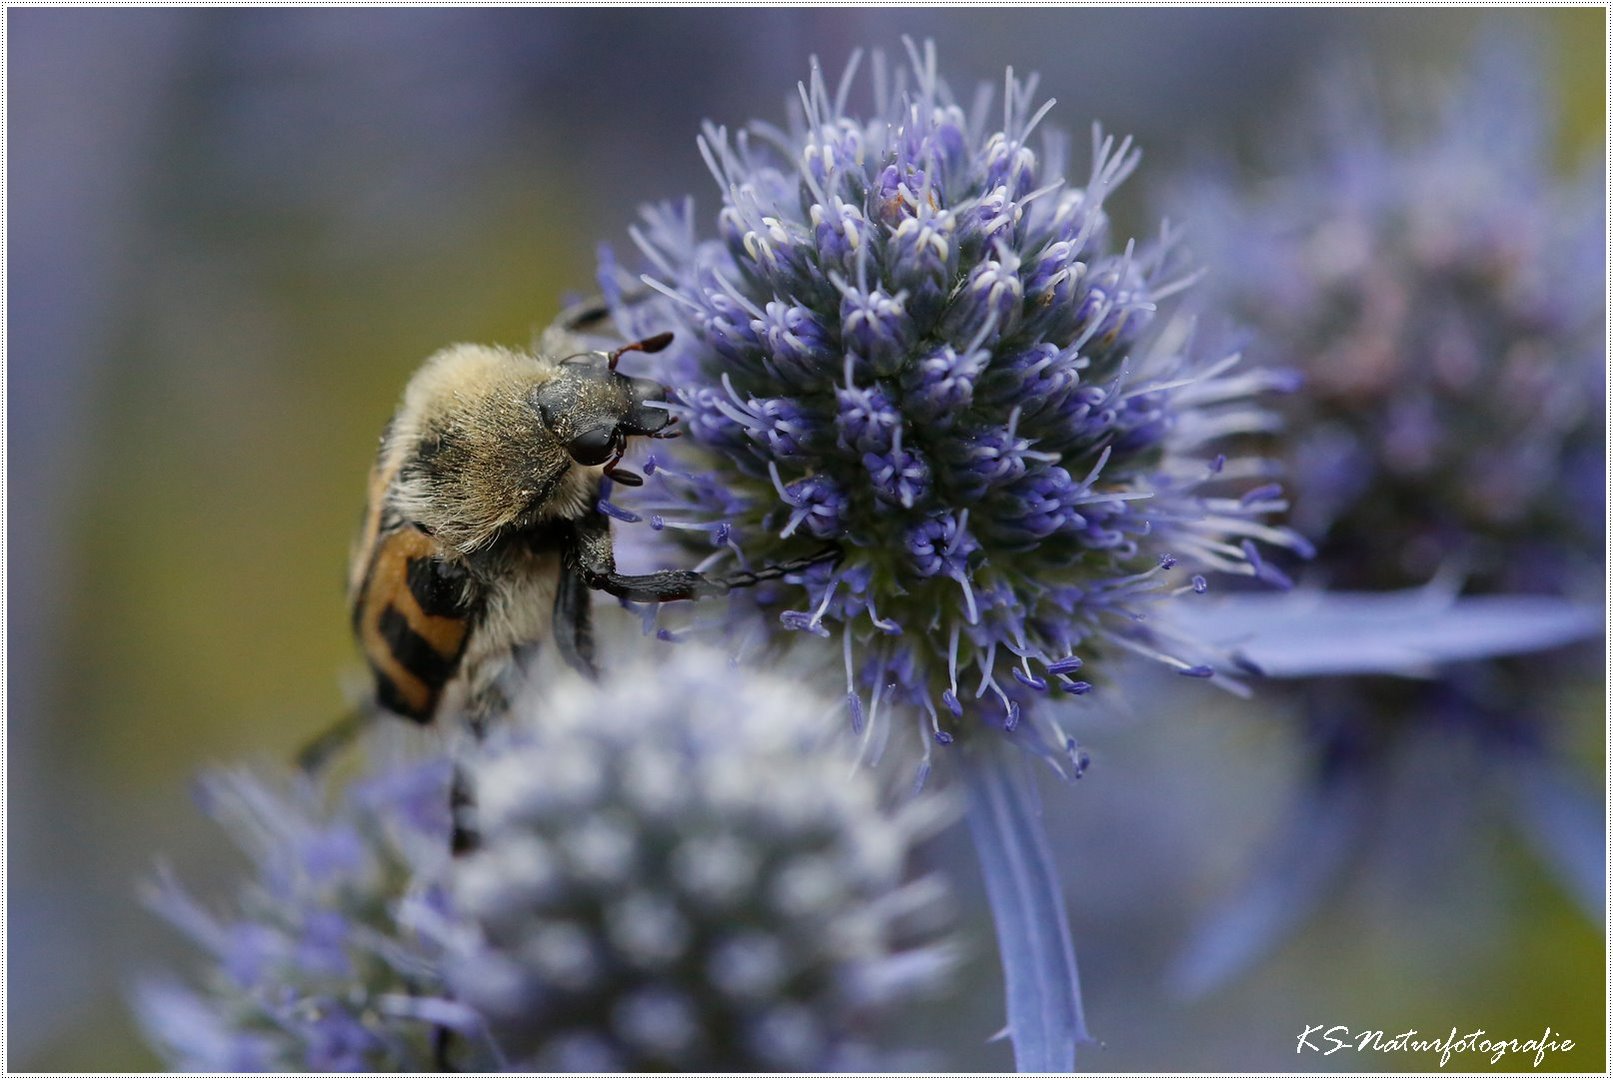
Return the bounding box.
[601,41,1305,765]
[442,646,953,1071]
[1179,39,1603,596]
[135,761,472,1071]
[1162,40,1605,997]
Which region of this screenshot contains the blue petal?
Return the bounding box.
[129,976,277,1071]
[1501,753,1605,922]
[1167,765,1372,998]
[962,738,1088,1071]
[1167,589,1601,678]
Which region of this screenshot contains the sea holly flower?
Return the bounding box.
[138,648,953,1072]
[601,41,1307,769]
[440,647,954,1071]
[598,40,1307,1069]
[1177,43,1602,599]
[134,759,482,1071]
[1161,37,1604,995]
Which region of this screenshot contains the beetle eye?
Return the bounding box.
[566,424,619,466]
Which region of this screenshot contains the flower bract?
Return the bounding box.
[602,41,1306,766]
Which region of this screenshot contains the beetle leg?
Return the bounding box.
[715,543,843,590]
[568,513,723,602]
[294,707,373,774]
[553,564,601,680]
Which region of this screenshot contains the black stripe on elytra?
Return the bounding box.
[378,604,464,689]
[405,555,471,618]
[373,668,434,724]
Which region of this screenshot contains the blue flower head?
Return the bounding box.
[137,650,953,1073]
[444,647,954,1071]
[1165,37,1605,997]
[602,41,1305,764]
[134,761,480,1071]
[1179,38,1603,597]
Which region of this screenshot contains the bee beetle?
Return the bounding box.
[299,302,833,775]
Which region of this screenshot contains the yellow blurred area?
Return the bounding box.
[65,181,589,784]
[1553,8,1606,157]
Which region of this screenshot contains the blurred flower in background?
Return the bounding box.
[9,7,1603,1071]
[136,759,463,1071]
[1163,34,1604,996]
[138,648,953,1071]
[1182,37,1602,597]
[445,647,953,1070]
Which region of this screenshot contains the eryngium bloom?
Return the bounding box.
[135,761,470,1071]
[601,42,1305,763]
[444,647,953,1071]
[1178,40,1603,596]
[1164,39,1604,995]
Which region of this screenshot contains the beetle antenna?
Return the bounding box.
[607,331,675,371]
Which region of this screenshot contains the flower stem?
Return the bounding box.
[962,735,1088,1071]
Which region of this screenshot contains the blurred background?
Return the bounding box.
[9,8,1603,1070]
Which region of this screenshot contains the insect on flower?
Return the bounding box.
[299,301,836,780]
